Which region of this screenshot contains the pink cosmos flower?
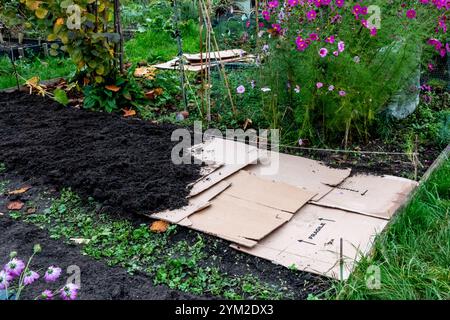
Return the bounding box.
[335,0,345,8]
[0,270,12,290]
[406,9,417,19]
[23,270,39,286]
[339,90,347,96]
[236,85,246,94]
[41,290,54,300]
[338,41,345,52]
[44,266,62,283]
[325,35,336,44]
[268,0,279,8]
[60,283,79,300]
[307,10,317,21]
[319,48,328,58]
[296,37,309,51]
[309,33,319,41]
[4,258,25,277]
[316,82,324,89]
[370,28,377,37]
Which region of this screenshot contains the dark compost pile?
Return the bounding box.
[0,92,201,215]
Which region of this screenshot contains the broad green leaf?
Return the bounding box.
[53,89,69,106]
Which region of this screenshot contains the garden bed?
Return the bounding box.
[0,91,202,217]
[0,214,201,300]
[0,170,331,300]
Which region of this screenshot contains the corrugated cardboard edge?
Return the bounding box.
[148,181,231,223]
[311,175,419,220]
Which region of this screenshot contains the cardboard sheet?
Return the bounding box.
[179,193,293,247]
[184,49,246,62]
[224,171,316,213]
[179,172,316,247]
[312,174,419,220]
[189,138,259,196]
[149,181,230,223]
[246,152,352,201]
[232,204,388,280]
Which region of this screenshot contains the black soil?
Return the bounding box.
[0,92,202,216]
[0,215,201,300]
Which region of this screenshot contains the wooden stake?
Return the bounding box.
[199,0,236,116]
[198,0,205,117]
[9,49,20,91]
[114,0,124,74]
[340,237,344,281]
[255,0,259,47]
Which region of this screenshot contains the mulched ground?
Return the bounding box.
[0,214,202,300]
[0,92,202,216]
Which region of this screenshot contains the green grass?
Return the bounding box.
[18,189,289,300]
[0,56,75,90]
[333,157,450,300]
[124,19,200,63]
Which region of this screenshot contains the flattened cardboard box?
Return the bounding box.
[179,171,316,247]
[232,204,388,280]
[312,174,419,220]
[189,138,259,196]
[245,151,352,201]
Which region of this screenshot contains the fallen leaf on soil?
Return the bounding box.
[154,88,164,96]
[8,185,32,195]
[105,84,121,92]
[26,207,37,214]
[180,111,189,118]
[134,66,156,80]
[7,201,24,211]
[70,238,91,245]
[144,90,156,100]
[150,220,170,233]
[122,109,136,117]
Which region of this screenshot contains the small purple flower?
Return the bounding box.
[250,80,256,89]
[41,290,54,300]
[236,85,246,94]
[338,41,345,53]
[328,85,335,91]
[339,90,347,96]
[316,82,324,89]
[23,270,39,286]
[44,266,62,283]
[4,258,25,278]
[0,270,12,290]
[60,283,79,300]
